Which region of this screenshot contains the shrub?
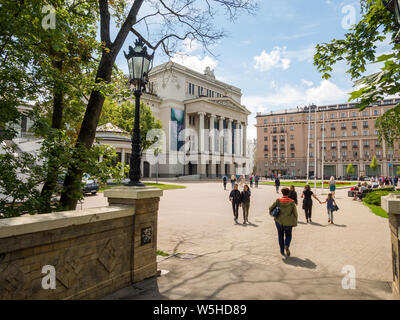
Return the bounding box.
[364,190,400,206]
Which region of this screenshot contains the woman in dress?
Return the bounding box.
[301,184,321,223]
[329,176,336,197]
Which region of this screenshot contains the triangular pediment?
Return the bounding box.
[185,96,251,115]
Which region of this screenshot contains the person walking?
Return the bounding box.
[255,174,259,188]
[329,176,336,197]
[269,187,298,257]
[301,184,321,223]
[230,174,236,189]
[229,184,241,223]
[222,176,228,190]
[321,193,338,224]
[240,184,251,224]
[274,176,281,194]
[239,175,245,188]
[249,175,254,188]
[288,185,298,205]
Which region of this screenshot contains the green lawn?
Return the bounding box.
[363,202,388,219]
[99,183,186,192]
[260,181,355,188]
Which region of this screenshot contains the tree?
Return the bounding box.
[347,163,355,176]
[59,0,257,210]
[98,99,163,153]
[0,1,135,214]
[314,1,400,145]
[370,155,378,175]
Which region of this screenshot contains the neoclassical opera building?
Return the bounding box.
[96,61,251,179]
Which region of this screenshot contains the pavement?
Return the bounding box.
[84,182,393,300]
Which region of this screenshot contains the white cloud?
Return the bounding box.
[254,47,291,72]
[301,79,314,87]
[242,80,350,139]
[169,37,218,74]
[171,53,218,74]
[181,38,201,53]
[253,45,316,72]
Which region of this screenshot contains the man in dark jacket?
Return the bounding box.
[274,177,281,193]
[229,184,241,223]
[222,176,228,190]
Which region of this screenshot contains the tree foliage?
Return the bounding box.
[99,99,163,153]
[370,155,378,170]
[347,163,355,175]
[314,0,400,146]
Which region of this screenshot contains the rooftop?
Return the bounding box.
[255,98,400,117]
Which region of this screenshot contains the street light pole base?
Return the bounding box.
[126,181,146,187]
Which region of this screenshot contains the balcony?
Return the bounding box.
[363,125,369,129]
[280,147,285,151]
[264,148,268,152]
[352,125,357,129]
[352,145,358,148]
[331,146,337,149]
[341,126,346,130]
[330,127,336,131]
[273,148,278,151]
[341,145,347,149]
[290,147,295,151]
[363,144,370,148]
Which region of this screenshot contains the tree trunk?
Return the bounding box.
[59,0,144,210]
[59,54,113,210]
[39,60,64,213]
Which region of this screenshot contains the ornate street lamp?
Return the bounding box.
[124,38,153,186]
[383,0,400,26]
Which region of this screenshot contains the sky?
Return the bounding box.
[112,0,393,140]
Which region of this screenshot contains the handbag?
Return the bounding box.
[333,205,339,212]
[270,199,281,218]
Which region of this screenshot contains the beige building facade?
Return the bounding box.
[255,99,400,179]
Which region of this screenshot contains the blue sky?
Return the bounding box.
[112,0,392,139]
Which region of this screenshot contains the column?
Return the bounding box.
[381,194,400,300]
[210,114,216,154]
[227,119,233,155]
[122,149,126,164]
[218,117,224,155]
[360,138,364,176]
[198,112,206,177]
[198,112,205,154]
[243,123,247,157]
[383,139,388,176]
[235,120,241,156]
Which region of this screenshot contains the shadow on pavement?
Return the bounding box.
[283,257,317,269]
[101,277,168,300]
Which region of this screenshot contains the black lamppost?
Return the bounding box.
[124,38,153,186]
[383,0,400,25]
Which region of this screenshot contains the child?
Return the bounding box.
[321,193,337,224]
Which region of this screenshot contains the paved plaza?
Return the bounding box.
[85,182,393,300]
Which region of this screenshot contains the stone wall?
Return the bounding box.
[0,187,162,300]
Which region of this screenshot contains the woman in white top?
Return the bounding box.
[329,176,336,197]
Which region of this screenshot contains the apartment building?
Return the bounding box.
[255,99,400,178]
